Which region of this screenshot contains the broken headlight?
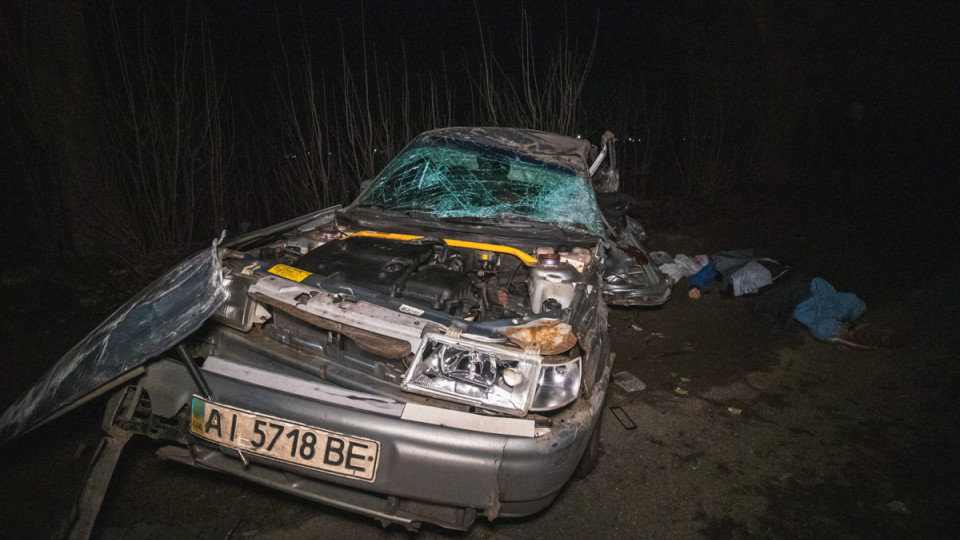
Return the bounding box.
[529,355,581,412]
[402,334,543,416]
[402,334,582,416]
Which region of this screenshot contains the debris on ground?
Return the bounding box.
[886,501,911,514]
[612,371,647,393]
[465,523,514,540]
[609,406,637,430]
[674,387,689,396]
[727,407,742,415]
[686,250,787,298]
[672,248,908,349]
[657,253,709,282]
[794,277,866,341]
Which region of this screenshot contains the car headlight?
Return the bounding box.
[402,333,581,416]
[530,355,581,411]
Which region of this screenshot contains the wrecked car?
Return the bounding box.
[0,127,671,532]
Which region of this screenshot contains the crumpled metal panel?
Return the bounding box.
[0,241,226,443]
[356,143,605,236]
[416,127,593,178]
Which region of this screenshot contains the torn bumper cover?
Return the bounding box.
[0,242,226,443]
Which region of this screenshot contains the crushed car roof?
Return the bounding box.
[414,127,593,178]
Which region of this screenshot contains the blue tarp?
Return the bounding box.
[793,278,866,340]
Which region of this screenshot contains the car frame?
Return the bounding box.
[0,127,671,533]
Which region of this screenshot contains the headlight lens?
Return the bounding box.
[402,333,581,416]
[530,355,581,411]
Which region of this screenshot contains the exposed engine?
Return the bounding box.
[289,235,535,322]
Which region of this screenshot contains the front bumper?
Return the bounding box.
[139,356,608,530]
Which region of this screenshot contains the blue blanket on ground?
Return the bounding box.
[793,278,866,340]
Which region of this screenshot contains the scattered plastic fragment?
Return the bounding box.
[630,324,644,332]
[613,371,647,393]
[674,387,689,395]
[727,407,742,415]
[609,406,637,430]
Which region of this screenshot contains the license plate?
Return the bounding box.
[190,397,380,482]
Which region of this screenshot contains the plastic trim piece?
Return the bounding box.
[400,403,536,438]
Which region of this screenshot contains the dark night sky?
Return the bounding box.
[98,0,954,145]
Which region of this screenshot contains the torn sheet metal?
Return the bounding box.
[0,241,226,443]
[248,275,432,355]
[416,127,593,178]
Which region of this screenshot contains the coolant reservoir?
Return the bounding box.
[529,262,579,314]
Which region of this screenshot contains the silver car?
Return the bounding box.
[0,127,670,532]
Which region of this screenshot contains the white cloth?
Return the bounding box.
[729,260,773,296]
[657,253,709,281]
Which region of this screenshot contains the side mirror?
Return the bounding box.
[591,131,619,193]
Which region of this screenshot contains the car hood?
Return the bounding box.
[0,208,343,444]
[0,242,226,443]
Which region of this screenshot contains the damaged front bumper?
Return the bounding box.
[132,354,609,530]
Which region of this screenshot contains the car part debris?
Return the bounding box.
[60,382,143,540]
[609,406,637,430]
[612,371,646,393]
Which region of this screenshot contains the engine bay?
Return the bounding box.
[294,235,483,316]
[235,228,595,324]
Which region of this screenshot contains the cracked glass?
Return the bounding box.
[356,145,605,235]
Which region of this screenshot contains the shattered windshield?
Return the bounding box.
[355,144,605,236]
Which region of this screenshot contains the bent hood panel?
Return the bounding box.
[0,242,226,443]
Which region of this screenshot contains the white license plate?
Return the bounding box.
[190,397,380,482]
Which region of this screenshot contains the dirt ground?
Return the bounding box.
[1,194,957,539]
